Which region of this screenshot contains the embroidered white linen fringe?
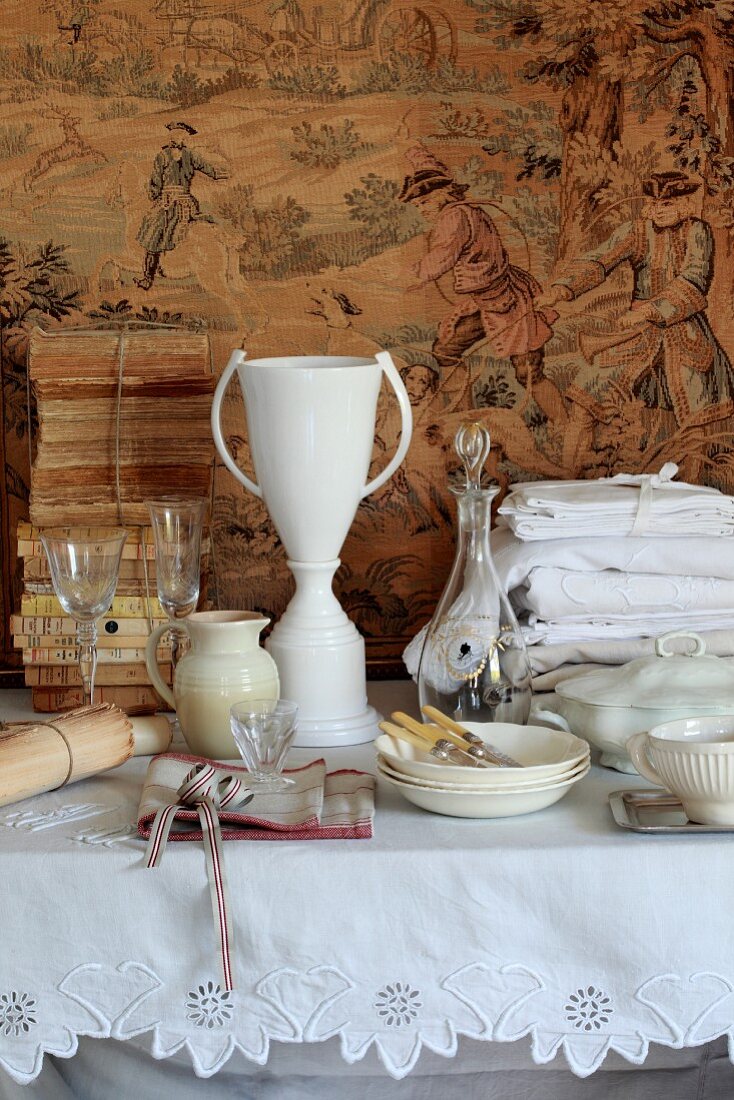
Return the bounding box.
[2,745,734,1085]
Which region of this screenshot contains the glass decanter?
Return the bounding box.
[417,423,532,724]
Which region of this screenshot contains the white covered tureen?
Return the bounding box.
[534,631,734,773]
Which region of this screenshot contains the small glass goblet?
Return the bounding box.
[40,528,128,706]
[230,699,299,792]
[147,497,206,670]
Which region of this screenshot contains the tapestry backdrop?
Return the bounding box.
[2,0,734,674]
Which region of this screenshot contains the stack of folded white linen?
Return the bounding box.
[498,463,734,540]
[494,463,734,689]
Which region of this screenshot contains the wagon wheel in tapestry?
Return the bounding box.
[264,39,299,75]
[375,4,456,68]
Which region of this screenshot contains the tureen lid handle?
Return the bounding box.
[655,631,706,658]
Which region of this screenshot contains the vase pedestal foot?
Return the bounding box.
[266,559,379,748]
[291,705,381,748]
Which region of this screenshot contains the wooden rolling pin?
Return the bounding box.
[0,704,172,808]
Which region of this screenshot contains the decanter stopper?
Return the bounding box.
[454,422,491,491]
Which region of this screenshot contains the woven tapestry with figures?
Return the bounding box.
[2,0,734,674]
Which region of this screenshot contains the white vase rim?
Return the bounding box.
[241,355,379,370]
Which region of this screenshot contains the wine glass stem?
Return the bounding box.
[169,622,188,670]
[77,620,98,707]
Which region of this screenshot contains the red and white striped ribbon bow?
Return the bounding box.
[145,763,252,991]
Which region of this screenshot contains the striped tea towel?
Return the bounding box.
[137,752,375,841]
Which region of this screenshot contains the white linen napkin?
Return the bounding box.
[514,568,734,619]
[523,611,734,645]
[404,621,734,683]
[524,631,734,674]
[497,464,734,539]
[491,526,734,590]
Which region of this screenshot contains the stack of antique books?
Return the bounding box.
[27,326,216,526]
[15,324,217,712]
[12,522,173,713]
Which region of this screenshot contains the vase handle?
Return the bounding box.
[362,351,413,499]
[145,622,176,710]
[211,349,263,499]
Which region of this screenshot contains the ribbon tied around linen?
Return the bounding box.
[609,462,679,536]
[145,763,253,991]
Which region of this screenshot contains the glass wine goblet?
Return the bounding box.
[39,528,128,706]
[147,497,206,671]
[230,699,299,792]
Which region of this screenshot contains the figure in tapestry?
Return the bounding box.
[135,121,228,291]
[400,147,565,425]
[538,172,734,427]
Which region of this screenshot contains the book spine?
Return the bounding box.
[23,557,158,581]
[24,581,159,597]
[34,379,216,399]
[35,442,212,468]
[22,646,169,665]
[18,539,158,561]
[15,634,167,650]
[28,502,209,528]
[10,615,167,636]
[31,686,162,713]
[24,664,172,686]
[21,594,165,617]
[18,538,209,561]
[38,397,214,424]
[17,521,155,543]
[31,464,213,490]
[28,334,211,380]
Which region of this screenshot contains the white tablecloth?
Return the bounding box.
[1,684,734,1096]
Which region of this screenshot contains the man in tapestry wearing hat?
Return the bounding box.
[537,171,734,423]
[400,146,564,423]
[58,1,90,43]
[135,122,228,291]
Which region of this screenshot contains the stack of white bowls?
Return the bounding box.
[376,722,590,819]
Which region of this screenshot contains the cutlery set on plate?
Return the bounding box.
[376,706,590,819]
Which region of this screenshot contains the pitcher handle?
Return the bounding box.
[145,622,177,710]
[211,349,263,499]
[361,351,413,499]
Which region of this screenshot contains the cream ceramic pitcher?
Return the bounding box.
[145,610,279,758]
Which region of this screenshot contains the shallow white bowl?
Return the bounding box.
[377,754,589,792]
[378,763,588,818]
[375,723,589,787]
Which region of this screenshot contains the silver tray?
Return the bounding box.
[609,789,734,834]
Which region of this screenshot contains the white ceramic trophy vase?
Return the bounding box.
[211,352,413,746]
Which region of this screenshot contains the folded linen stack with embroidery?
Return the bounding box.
[496,463,734,539]
[137,753,375,841]
[491,463,734,689]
